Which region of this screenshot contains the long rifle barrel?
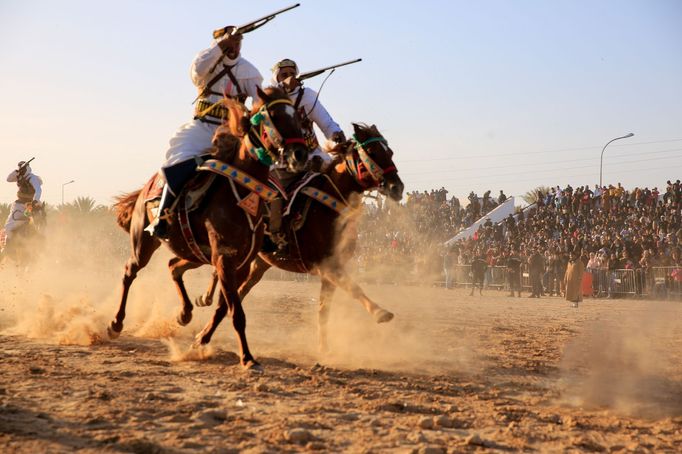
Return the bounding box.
[213,3,300,39]
[298,58,362,82]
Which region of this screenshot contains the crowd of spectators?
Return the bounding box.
[354,180,682,296]
[355,187,508,282]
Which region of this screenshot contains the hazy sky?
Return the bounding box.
[1,0,681,206]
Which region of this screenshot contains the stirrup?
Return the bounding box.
[272,232,288,251]
[145,209,173,239]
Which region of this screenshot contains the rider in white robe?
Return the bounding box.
[2,162,43,252]
[150,27,264,238]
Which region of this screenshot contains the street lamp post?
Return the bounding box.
[61,180,75,205]
[599,133,634,188]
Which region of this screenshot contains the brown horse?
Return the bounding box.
[109,87,307,369]
[194,123,404,351]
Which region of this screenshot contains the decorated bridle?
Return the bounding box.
[245,98,306,166]
[345,134,398,188]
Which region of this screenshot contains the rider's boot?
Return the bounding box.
[146,158,201,239]
[147,184,176,239]
[268,197,288,251]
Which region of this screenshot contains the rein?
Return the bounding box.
[345,135,396,188]
[247,98,305,166]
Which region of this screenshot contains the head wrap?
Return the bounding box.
[270,58,299,86]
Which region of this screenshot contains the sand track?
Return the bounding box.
[1,280,681,452]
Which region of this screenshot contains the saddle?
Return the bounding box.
[141,171,216,224]
[267,171,349,233]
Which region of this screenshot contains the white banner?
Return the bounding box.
[444,196,516,246]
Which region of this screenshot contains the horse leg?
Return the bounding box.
[195,291,228,346]
[321,267,394,324]
[195,255,258,369]
[318,276,336,353]
[237,255,271,300]
[196,269,218,307]
[168,257,202,326]
[108,235,160,338]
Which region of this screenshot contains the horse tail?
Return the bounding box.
[114,190,141,232]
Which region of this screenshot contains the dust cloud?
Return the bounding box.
[559,303,682,418]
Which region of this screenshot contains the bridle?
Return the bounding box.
[245,98,306,166]
[345,135,398,188]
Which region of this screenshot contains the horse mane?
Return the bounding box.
[114,189,141,232]
[210,87,291,161]
[353,123,382,140]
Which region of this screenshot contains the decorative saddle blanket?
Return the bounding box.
[266,172,346,217]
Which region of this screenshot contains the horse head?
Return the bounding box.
[250,86,308,172]
[340,123,404,201]
[212,87,308,172]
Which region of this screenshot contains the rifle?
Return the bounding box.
[298,59,362,82]
[213,3,300,39]
[17,157,35,173]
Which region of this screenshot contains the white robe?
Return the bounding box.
[4,170,42,240]
[269,82,343,166]
[163,40,263,168]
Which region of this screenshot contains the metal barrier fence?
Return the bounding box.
[260,262,682,301]
[648,267,682,300]
[441,264,682,300]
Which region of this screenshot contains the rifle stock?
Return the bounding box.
[213,3,300,39]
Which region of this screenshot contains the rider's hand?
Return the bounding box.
[331,131,346,143]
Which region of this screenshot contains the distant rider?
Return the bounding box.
[2,161,43,254]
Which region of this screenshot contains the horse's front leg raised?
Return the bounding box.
[237,255,271,300]
[168,257,202,326]
[196,269,218,307]
[109,235,160,338]
[321,267,394,324]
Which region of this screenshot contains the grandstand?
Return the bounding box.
[356,181,682,299]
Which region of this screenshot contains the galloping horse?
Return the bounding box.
[110,87,307,369]
[194,123,404,351]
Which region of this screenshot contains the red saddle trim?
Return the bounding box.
[141,173,165,202]
[178,199,211,264]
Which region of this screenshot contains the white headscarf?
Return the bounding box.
[270,58,299,86]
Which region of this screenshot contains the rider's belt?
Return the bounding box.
[194,99,229,121]
[17,192,33,203]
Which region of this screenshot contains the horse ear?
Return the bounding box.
[351,123,361,134]
[256,86,269,103]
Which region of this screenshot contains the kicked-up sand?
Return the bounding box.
[1,268,681,452]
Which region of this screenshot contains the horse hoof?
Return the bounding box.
[193,331,210,348]
[177,311,192,326]
[195,295,212,307]
[107,322,122,339]
[375,309,394,324]
[243,360,263,373]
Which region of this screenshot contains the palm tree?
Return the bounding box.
[522,186,551,205]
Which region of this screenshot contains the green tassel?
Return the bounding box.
[250,112,264,126]
[255,147,272,166]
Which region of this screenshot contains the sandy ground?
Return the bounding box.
[1,254,682,452]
